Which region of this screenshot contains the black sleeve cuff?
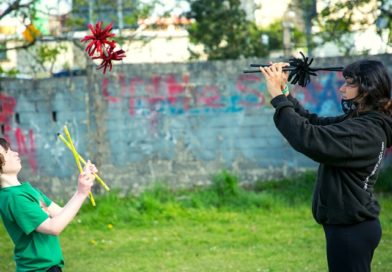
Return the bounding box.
[287,93,295,101]
[271,94,292,109]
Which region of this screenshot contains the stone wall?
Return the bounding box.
[1,54,391,199]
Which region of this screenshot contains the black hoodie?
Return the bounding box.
[271,94,392,225]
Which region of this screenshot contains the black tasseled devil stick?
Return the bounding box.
[243,52,344,87]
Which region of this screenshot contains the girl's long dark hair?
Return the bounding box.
[343,60,392,116]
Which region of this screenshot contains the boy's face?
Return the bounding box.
[0,145,22,175]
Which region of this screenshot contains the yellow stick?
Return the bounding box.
[57,134,110,191]
[63,126,96,206]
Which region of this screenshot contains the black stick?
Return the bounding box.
[243,67,297,73]
[244,66,344,73]
[250,64,344,70]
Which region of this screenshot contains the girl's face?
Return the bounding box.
[0,146,21,175]
[339,77,359,100]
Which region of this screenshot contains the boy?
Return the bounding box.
[0,138,97,272]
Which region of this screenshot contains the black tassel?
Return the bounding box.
[243,52,344,87]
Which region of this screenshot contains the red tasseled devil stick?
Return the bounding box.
[81,21,126,74]
[93,47,126,74]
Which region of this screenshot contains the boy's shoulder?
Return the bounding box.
[0,182,43,214]
[0,182,37,201]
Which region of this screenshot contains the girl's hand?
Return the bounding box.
[278,62,290,90]
[260,62,290,98]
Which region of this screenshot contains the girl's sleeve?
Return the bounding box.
[287,94,346,125]
[271,95,356,167]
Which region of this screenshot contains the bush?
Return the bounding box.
[376,167,392,193]
[254,171,316,205]
[77,169,392,228]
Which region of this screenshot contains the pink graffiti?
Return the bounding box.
[102,73,266,117]
[236,74,265,107]
[167,74,188,106]
[102,77,121,103]
[198,86,223,108]
[0,94,17,139]
[15,127,37,174]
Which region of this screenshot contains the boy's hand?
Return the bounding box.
[77,160,96,196]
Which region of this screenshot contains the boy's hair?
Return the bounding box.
[0,138,10,173]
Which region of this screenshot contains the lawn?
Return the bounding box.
[1,171,392,271]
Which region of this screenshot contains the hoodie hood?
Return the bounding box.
[362,111,392,148]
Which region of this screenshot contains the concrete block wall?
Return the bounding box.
[1,54,391,199]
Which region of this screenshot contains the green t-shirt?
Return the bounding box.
[0,182,64,272]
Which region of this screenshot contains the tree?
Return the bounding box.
[313,0,392,56]
[184,0,268,60]
[0,0,38,52]
[291,0,317,56]
[0,0,157,77]
[259,20,306,55]
[376,0,392,45]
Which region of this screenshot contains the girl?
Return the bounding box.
[260,59,392,271]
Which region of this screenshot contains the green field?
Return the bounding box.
[1,171,392,271]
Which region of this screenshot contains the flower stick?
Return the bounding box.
[63,126,96,206]
[57,133,110,191]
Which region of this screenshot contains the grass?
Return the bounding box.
[1,170,392,271]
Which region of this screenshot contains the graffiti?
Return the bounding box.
[292,72,344,116]
[102,73,266,117]
[236,74,265,107]
[0,93,38,173]
[101,71,348,119]
[15,127,37,174]
[0,94,17,139]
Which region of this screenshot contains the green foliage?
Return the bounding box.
[259,20,306,52]
[254,171,315,204]
[78,170,317,229]
[2,170,392,271]
[0,67,19,78]
[211,170,240,198]
[376,167,392,193]
[185,0,268,60]
[73,168,392,230]
[377,1,392,45]
[29,44,68,75]
[36,44,67,65]
[314,0,392,56]
[0,1,36,22]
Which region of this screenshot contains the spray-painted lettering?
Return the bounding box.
[102,73,267,117]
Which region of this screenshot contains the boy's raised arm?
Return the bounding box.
[47,202,63,217]
[36,161,96,236]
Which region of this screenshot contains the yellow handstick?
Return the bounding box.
[57,134,110,191]
[63,126,96,206]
